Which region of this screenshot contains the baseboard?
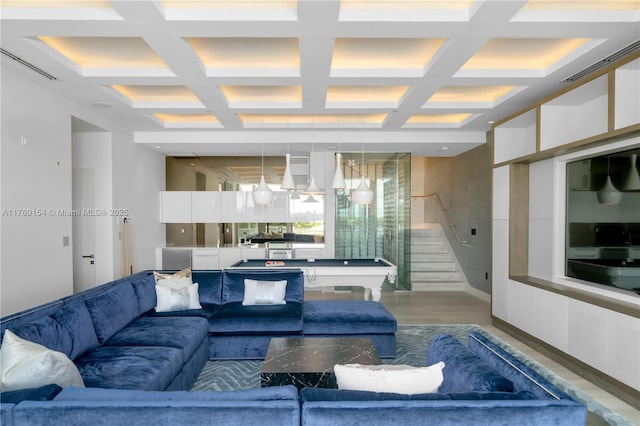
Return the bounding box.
[464,285,490,302]
[492,316,640,410]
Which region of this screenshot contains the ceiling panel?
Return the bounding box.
[0,0,637,156]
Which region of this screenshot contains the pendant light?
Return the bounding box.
[351,127,373,205]
[597,155,621,206]
[331,121,346,190]
[623,153,640,191]
[303,118,325,196]
[331,152,346,190]
[253,121,274,205]
[281,120,296,190]
[281,153,296,190]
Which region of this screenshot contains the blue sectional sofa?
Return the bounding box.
[299,332,587,426]
[1,269,587,425]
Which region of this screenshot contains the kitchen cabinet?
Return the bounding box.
[160,191,192,223]
[191,192,221,223]
[192,248,219,270]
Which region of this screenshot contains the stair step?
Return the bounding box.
[411,281,465,291]
[411,262,457,272]
[411,253,453,262]
[412,245,448,254]
[411,238,443,246]
[411,229,441,237]
[411,271,461,282]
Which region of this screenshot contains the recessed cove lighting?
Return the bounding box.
[92,101,112,108]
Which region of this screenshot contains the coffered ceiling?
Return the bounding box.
[1,0,639,156]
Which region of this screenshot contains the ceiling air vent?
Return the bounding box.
[1,48,57,81]
[563,40,640,83]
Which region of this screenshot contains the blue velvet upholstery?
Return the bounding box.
[50,302,100,360]
[105,316,208,362]
[84,283,140,344]
[300,399,587,426]
[299,387,536,402]
[221,270,304,304]
[192,270,224,306]
[55,385,298,402]
[302,301,397,334]
[8,316,71,356]
[0,403,14,426]
[129,272,157,314]
[209,302,303,334]
[208,334,302,359]
[467,331,573,401]
[74,345,183,391]
[14,399,301,426]
[426,333,514,393]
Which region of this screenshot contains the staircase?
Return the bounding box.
[410,224,466,291]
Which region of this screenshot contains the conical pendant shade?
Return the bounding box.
[281,153,296,190]
[623,153,640,191]
[302,176,325,195]
[597,175,621,205]
[253,175,274,205]
[351,176,374,205]
[303,194,319,203]
[331,153,346,190]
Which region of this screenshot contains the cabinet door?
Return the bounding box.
[241,247,266,259]
[160,191,192,223]
[191,192,221,223]
[219,248,242,268]
[192,248,219,270]
[220,192,244,223]
[265,191,290,222]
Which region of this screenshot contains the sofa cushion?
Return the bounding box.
[7,316,71,356]
[105,316,208,362]
[130,273,157,314]
[155,283,202,312]
[467,331,573,401]
[55,385,299,402]
[334,362,444,395]
[242,279,287,306]
[222,270,304,304]
[209,302,303,334]
[299,387,536,402]
[84,283,140,344]
[50,302,100,360]
[302,301,397,334]
[74,345,183,391]
[426,333,514,393]
[192,271,223,307]
[0,330,84,392]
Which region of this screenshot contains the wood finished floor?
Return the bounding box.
[305,290,640,426]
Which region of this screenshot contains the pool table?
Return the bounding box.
[228,258,397,302]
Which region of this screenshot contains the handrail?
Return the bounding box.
[411,193,470,247]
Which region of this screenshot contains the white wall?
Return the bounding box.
[1,66,165,315]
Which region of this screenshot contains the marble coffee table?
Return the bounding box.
[260,337,381,390]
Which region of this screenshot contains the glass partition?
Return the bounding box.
[335,152,411,290]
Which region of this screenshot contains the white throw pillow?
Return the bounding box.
[242,279,287,306]
[333,362,445,395]
[155,282,202,312]
[0,330,85,392]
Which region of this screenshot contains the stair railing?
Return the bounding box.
[412,193,470,247]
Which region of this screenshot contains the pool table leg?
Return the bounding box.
[364,288,382,302]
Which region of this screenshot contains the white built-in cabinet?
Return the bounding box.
[160,190,291,223]
[493,57,640,166]
[491,54,640,392]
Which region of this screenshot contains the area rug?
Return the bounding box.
[191,325,634,426]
